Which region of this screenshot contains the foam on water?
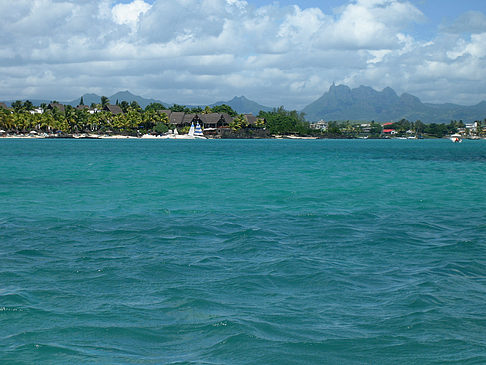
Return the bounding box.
[1,139,486,363]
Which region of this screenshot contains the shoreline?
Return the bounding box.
[1,134,485,140]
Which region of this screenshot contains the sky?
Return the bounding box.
[1,0,486,109]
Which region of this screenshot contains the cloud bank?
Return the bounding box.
[1,0,486,108]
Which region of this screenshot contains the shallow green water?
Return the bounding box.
[1,139,485,364]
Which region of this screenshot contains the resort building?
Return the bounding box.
[383,129,397,135]
[103,104,123,115]
[158,110,236,129]
[310,120,328,131]
[29,108,43,114]
[47,103,65,113]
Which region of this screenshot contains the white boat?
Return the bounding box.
[450,133,462,143]
[194,122,206,139]
[188,122,195,137]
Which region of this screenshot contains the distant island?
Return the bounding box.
[0,99,485,140]
[3,84,486,124]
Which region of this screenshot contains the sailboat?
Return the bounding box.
[188,122,195,137]
[194,122,206,139]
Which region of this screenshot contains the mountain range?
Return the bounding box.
[3,86,486,123]
[302,84,486,123]
[0,92,272,116]
[211,96,273,114]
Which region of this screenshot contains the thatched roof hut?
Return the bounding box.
[103,104,123,114]
[199,113,224,128]
[221,113,233,125]
[169,112,185,125]
[47,103,65,113]
[244,114,257,125]
[159,110,172,118]
[183,113,196,125]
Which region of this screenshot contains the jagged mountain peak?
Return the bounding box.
[301,84,486,123]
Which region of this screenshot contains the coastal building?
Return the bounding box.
[465,122,478,133]
[199,113,230,128]
[77,105,98,114]
[29,108,43,114]
[310,120,328,131]
[383,129,397,135]
[183,113,196,127]
[103,104,123,114]
[243,114,257,126]
[360,123,372,133]
[168,112,185,126]
[159,110,172,117]
[47,103,65,113]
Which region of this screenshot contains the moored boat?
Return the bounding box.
[450,133,462,143]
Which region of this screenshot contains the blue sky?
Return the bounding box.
[1,0,486,108]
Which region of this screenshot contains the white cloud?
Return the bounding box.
[112,0,151,31]
[0,0,486,109]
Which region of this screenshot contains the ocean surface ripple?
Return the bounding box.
[1,139,485,364]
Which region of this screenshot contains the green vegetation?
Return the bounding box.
[0,101,171,136]
[1,100,484,139]
[258,107,316,135]
[316,118,485,139]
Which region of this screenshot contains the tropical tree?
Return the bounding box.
[229,114,248,131]
[414,120,425,134]
[119,101,130,113]
[145,102,165,112]
[259,106,311,135]
[101,96,110,108]
[11,100,23,113]
[202,106,212,114]
[212,104,237,116]
[130,101,142,112]
[170,104,189,112]
[23,100,34,111]
[190,106,203,113]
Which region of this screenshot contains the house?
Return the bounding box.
[159,110,172,118]
[310,120,328,131]
[168,112,185,126]
[183,113,196,126]
[29,108,43,114]
[103,104,123,115]
[383,129,397,135]
[47,103,65,113]
[221,113,233,125]
[77,105,98,114]
[199,113,223,128]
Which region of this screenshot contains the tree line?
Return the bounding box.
[2,98,483,137]
[1,99,316,136]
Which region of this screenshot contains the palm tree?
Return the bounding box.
[101,96,109,109]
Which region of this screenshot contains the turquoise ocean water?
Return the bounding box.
[1,139,485,364]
